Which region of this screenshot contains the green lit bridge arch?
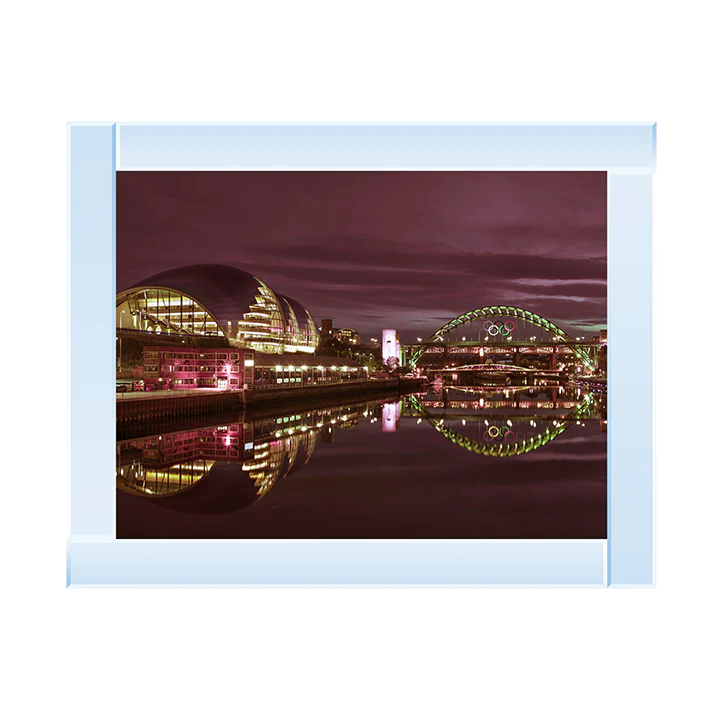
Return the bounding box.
[408,305,595,369]
[407,392,595,458]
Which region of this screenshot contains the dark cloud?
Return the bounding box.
[117,171,606,339]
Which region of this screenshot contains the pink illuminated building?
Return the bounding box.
[143,347,254,391]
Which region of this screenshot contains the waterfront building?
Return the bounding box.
[332,327,361,345]
[318,321,361,346]
[117,264,319,355]
[142,346,368,392]
[142,347,252,391]
[250,353,368,388]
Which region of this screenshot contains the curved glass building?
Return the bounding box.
[116,264,319,354]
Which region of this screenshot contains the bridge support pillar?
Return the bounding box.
[549,351,557,371]
[514,350,521,366]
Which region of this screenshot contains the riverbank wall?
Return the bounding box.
[116,378,423,425]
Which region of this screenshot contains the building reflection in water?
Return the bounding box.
[117,400,370,513]
[117,385,606,515]
[382,401,401,433]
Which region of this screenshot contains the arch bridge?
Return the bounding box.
[408,306,599,371]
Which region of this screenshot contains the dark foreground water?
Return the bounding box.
[116,385,607,539]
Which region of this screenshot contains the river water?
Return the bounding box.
[116,385,607,539]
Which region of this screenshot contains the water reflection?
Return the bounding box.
[117,385,607,538]
[404,385,606,457]
[117,401,362,506]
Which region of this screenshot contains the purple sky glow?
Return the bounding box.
[117,171,606,342]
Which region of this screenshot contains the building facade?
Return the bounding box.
[318,319,360,346]
[332,327,360,345]
[142,347,368,392]
[143,346,255,391]
[117,264,319,355]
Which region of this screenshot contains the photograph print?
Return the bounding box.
[115,171,607,540]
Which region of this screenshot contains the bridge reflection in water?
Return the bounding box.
[402,384,606,457]
[117,385,607,538]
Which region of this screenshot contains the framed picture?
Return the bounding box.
[67,122,654,586]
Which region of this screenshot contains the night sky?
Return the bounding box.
[117,171,606,342]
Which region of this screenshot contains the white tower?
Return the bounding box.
[381,329,400,367]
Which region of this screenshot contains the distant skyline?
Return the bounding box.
[117,171,606,341]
